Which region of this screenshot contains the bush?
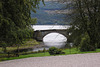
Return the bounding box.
[43,48,46,52]
[38,50,43,53]
[80,33,95,52]
[48,47,64,55]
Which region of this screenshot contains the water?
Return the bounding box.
[43,32,67,48]
[31,1,71,25]
[32,0,71,51]
[33,47,49,52]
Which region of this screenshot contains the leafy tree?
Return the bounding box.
[0,0,44,52]
[68,0,100,51]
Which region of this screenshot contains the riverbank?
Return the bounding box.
[0,39,39,52]
[0,39,41,60]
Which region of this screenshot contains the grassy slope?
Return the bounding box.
[1,48,100,61]
[0,39,39,52]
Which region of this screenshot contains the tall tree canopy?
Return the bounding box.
[0,0,43,47]
[68,0,100,51]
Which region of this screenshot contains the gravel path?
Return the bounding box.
[0,53,100,67]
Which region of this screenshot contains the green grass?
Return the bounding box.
[0,39,39,52]
[1,48,100,61]
[0,52,50,61]
[63,48,100,55]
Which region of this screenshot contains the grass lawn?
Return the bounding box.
[0,48,100,61]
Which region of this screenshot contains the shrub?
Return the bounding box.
[48,47,64,55]
[43,48,46,52]
[80,33,95,52]
[38,50,43,53]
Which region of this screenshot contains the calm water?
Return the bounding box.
[31,1,71,25]
[43,33,67,48]
[32,0,71,51]
[33,25,69,51]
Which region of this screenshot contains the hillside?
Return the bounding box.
[31,1,72,25]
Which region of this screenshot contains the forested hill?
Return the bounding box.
[31,1,71,25]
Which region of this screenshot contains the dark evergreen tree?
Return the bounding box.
[68,0,100,51]
[0,0,44,52]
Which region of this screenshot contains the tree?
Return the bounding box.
[68,0,100,51]
[0,0,44,52]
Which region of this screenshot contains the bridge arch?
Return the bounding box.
[33,29,69,41]
[42,31,67,38]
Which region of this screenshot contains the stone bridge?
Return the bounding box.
[33,29,69,41]
[32,25,70,41]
